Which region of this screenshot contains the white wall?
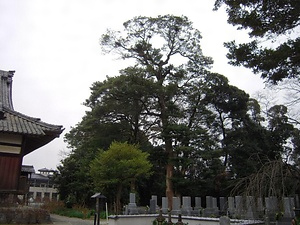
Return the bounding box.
[108,215,264,225]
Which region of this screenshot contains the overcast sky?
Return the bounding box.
[0,0,265,171]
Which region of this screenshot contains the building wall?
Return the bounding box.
[0,155,22,192]
[28,186,59,202]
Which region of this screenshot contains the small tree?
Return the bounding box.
[90,141,152,214]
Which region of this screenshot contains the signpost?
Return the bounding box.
[91,193,107,225]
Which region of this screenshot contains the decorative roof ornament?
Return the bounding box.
[0,70,14,110]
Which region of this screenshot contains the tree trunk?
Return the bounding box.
[160,97,174,210]
[130,179,136,192]
[115,183,123,214]
[165,140,174,210]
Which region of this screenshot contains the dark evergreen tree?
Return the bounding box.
[100,15,213,208]
[214,0,300,83]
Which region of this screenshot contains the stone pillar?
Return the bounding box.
[235,196,243,218]
[204,196,218,217]
[172,197,181,215]
[162,197,168,214]
[245,196,255,219]
[219,197,227,215]
[265,196,278,219]
[181,196,192,216]
[128,193,138,215]
[192,197,202,216]
[150,199,156,214]
[227,197,235,217]
[150,195,158,214]
[213,197,219,215]
[283,197,295,218]
[257,197,264,218]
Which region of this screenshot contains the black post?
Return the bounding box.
[176,214,184,225]
[167,210,173,225]
[91,193,107,225]
[93,213,97,225]
[97,198,100,225]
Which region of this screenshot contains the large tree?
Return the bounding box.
[56,14,300,208]
[227,102,300,198]
[214,0,300,84]
[59,69,154,205]
[201,73,249,167]
[100,15,213,208]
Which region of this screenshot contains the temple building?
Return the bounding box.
[0,70,63,204]
[20,165,59,203]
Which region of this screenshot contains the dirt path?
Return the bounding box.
[50,214,95,225]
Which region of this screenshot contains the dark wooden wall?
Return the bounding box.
[0,155,22,192]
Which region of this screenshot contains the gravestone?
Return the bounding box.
[195,197,202,210]
[149,195,159,214]
[172,197,181,215]
[219,197,227,215]
[128,193,138,215]
[257,197,264,219]
[192,197,202,216]
[162,197,168,214]
[283,197,294,218]
[212,197,219,215]
[265,196,278,220]
[150,199,156,214]
[235,196,243,218]
[245,196,255,219]
[203,196,218,217]
[227,197,235,217]
[181,196,192,216]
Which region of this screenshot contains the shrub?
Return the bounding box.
[42,201,94,219]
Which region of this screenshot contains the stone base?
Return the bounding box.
[0,207,51,224]
[203,208,219,217]
[128,203,139,215]
[0,193,18,207]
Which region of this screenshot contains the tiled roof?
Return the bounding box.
[21,165,35,174]
[0,70,63,155]
[0,106,63,136]
[0,106,63,155]
[31,173,49,180]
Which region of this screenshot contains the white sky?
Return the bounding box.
[0,0,265,171]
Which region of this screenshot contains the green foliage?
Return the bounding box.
[100,14,214,203]
[215,0,300,83]
[43,201,95,219]
[214,0,299,37]
[90,141,152,213]
[55,154,94,205]
[90,141,152,189]
[56,14,300,208]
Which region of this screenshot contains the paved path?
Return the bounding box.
[50,214,95,225]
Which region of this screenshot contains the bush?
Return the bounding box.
[42,201,94,219]
[42,201,64,213]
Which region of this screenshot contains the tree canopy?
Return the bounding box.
[56,14,300,210]
[90,141,152,213]
[100,14,213,208]
[214,0,300,83]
